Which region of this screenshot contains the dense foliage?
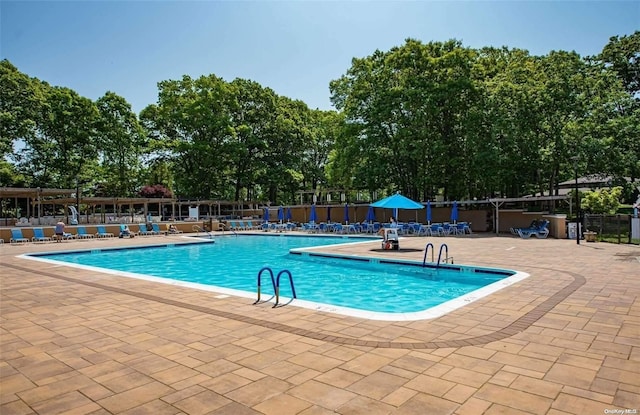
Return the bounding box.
[1,31,638,205]
[581,186,623,214]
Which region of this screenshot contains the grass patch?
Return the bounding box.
[597,234,640,245]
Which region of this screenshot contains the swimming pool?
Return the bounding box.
[24,235,529,320]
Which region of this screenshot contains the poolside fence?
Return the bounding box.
[584,214,640,245]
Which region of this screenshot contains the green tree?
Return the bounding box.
[140,74,235,199]
[331,39,479,201]
[599,31,640,98]
[17,84,99,188]
[259,96,310,204]
[226,79,278,202]
[95,91,146,196]
[472,47,545,198]
[0,60,45,157]
[0,160,26,187]
[586,32,640,200]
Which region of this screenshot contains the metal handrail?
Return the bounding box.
[423,243,434,266]
[436,243,453,268]
[274,270,297,308]
[253,267,276,305]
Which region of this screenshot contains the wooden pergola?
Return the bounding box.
[0,186,268,224]
[37,196,178,224]
[173,199,265,219]
[0,187,75,223]
[0,187,182,225]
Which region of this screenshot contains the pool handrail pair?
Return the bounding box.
[254,267,297,308]
[423,243,453,268]
[192,224,218,239]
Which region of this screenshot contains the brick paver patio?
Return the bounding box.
[1,232,638,414]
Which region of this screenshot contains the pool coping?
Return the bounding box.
[2,259,583,349]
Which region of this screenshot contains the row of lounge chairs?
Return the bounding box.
[7,223,180,244]
[8,226,118,244]
[272,221,473,236]
[228,220,263,231]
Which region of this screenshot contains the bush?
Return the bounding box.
[139,184,173,198]
[581,187,622,214]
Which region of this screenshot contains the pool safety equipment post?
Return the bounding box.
[572,156,580,245]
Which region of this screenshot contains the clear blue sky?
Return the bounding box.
[1,1,638,113]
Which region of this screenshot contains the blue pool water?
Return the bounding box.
[30,235,518,317]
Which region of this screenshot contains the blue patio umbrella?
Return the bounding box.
[309,204,317,223]
[371,193,424,210]
[451,201,459,223]
[426,200,432,224]
[343,204,349,224]
[263,207,269,223]
[277,206,284,223]
[326,206,332,222]
[371,193,424,222]
[365,206,375,223]
[286,207,292,222]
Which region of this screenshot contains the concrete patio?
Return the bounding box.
[1,232,638,414]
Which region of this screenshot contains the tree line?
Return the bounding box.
[1,32,638,205]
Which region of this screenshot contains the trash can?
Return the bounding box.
[567,223,577,239]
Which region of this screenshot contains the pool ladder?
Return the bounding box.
[253,267,297,308]
[423,243,453,268]
[192,225,215,239]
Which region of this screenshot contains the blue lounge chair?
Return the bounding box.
[417,224,432,236]
[151,223,162,235]
[303,222,319,233]
[10,228,29,244]
[333,223,346,234]
[453,223,468,235]
[344,223,359,234]
[510,220,539,235]
[32,227,53,243]
[76,226,94,239]
[442,223,455,236]
[430,223,445,236]
[515,220,549,239]
[96,225,114,238]
[135,223,150,236]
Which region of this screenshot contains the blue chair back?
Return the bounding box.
[11,228,25,239]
